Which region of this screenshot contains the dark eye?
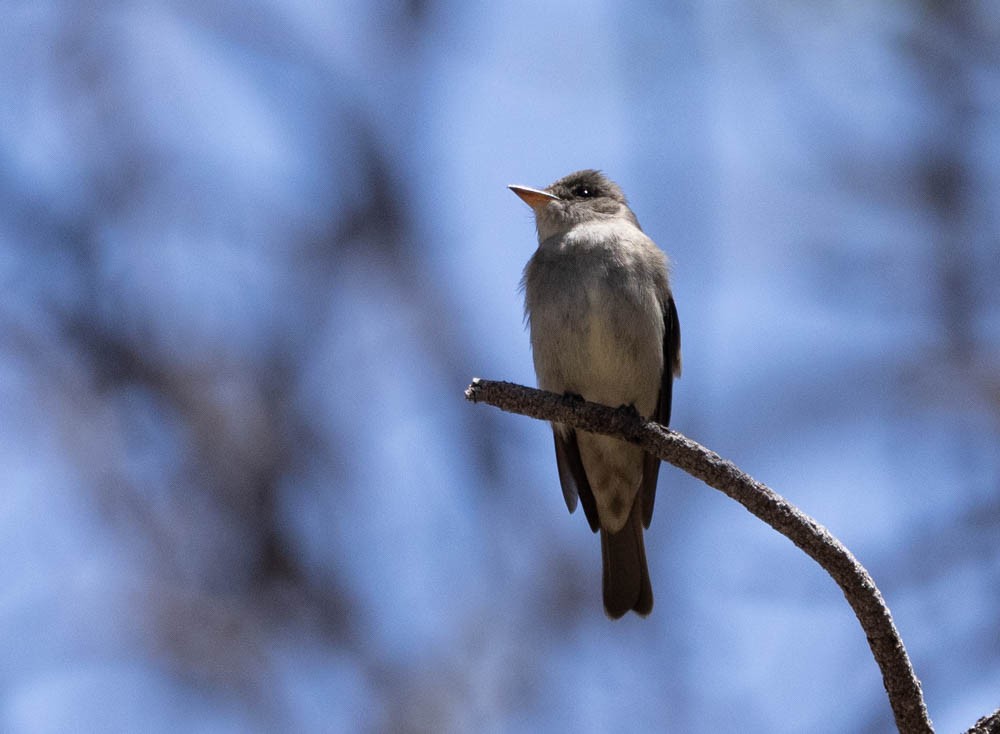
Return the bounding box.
[572,185,594,198]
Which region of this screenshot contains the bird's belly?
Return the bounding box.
[532,280,662,418]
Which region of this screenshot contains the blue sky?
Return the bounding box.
[2,2,999,732]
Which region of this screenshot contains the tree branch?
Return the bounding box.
[968,709,1000,734]
[465,378,935,734]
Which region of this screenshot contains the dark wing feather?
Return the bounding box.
[640,295,681,528]
[553,428,600,533]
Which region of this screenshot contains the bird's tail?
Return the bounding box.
[600,498,653,618]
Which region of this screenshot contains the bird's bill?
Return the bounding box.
[508,185,560,210]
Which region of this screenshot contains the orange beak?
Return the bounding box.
[508,184,560,211]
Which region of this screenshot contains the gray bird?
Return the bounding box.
[509,170,681,618]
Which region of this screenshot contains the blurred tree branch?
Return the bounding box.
[464,377,992,734]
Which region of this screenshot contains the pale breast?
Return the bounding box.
[524,222,665,419]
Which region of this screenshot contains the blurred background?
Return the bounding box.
[2,2,998,732]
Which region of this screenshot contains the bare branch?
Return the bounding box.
[465,378,934,734]
[968,709,1000,734]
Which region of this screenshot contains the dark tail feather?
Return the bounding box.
[600,499,653,618]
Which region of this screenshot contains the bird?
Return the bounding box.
[509,169,681,618]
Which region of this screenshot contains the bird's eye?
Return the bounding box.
[572,185,594,198]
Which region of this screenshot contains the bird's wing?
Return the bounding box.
[553,428,600,532]
[640,294,681,528]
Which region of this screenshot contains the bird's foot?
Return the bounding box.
[617,403,642,420]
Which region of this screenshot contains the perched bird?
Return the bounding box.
[509,170,681,618]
